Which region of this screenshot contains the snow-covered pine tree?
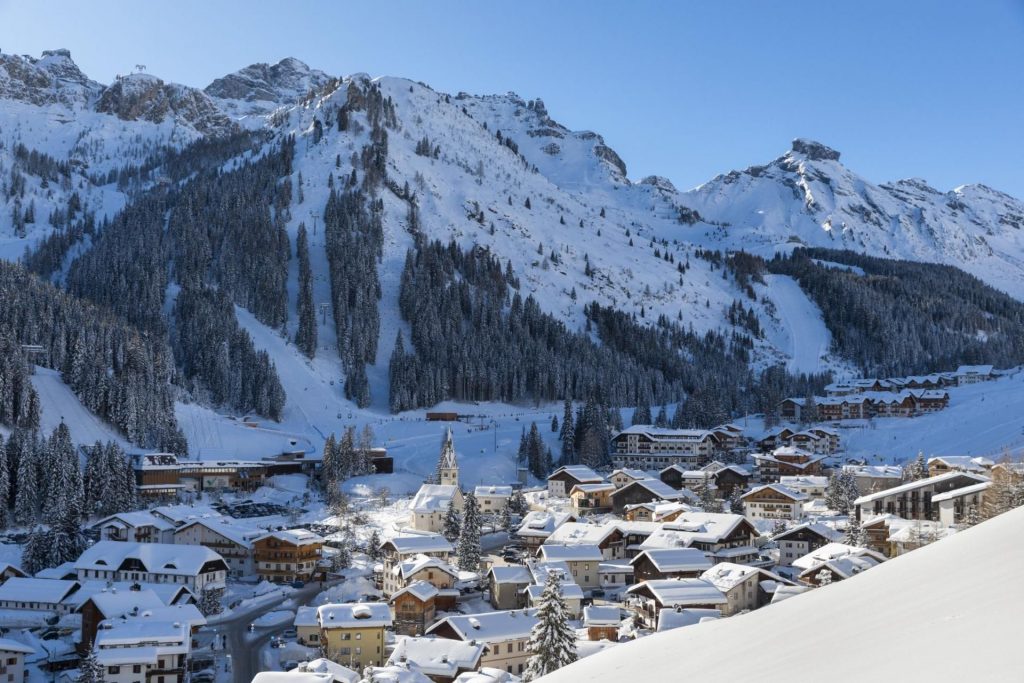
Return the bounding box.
[559,400,575,465]
[14,434,39,525]
[457,491,481,572]
[500,500,513,531]
[631,401,652,426]
[198,586,224,616]
[550,415,558,432]
[509,489,528,517]
[22,526,52,574]
[294,223,318,359]
[817,568,834,587]
[697,475,720,513]
[962,504,981,528]
[0,434,8,528]
[654,405,668,428]
[523,572,578,680]
[905,452,928,481]
[843,518,865,547]
[442,497,461,543]
[367,529,382,561]
[76,646,105,683]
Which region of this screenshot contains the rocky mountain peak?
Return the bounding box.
[0,48,101,107]
[96,73,235,136]
[205,57,331,107]
[790,138,841,162]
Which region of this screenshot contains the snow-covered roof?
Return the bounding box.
[427,609,539,642]
[956,365,993,375]
[655,607,720,632]
[700,563,765,591]
[539,544,603,563]
[545,520,620,546]
[317,603,393,629]
[547,465,603,483]
[96,618,188,654]
[525,583,584,602]
[93,511,176,532]
[393,554,459,580]
[388,636,483,676]
[769,585,809,604]
[474,485,513,497]
[778,475,828,488]
[174,517,264,548]
[791,543,886,572]
[516,511,574,538]
[69,580,191,609]
[410,484,460,513]
[390,580,439,603]
[630,548,712,573]
[569,482,616,494]
[741,484,809,502]
[614,478,684,501]
[614,425,715,442]
[636,514,754,550]
[842,464,903,479]
[853,471,990,506]
[292,659,360,683]
[927,455,995,471]
[799,553,883,581]
[383,534,454,555]
[487,566,533,585]
[0,639,34,655]
[582,605,620,626]
[255,528,325,546]
[76,541,227,577]
[931,481,992,502]
[34,562,76,580]
[611,468,648,480]
[294,605,320,628]
[627,579,727,607]
[0,578,79,605]
[772,522,842,543]
[252,672,335,683]
[85,588,165,617]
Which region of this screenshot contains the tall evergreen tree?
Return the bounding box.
[0,434,8,528]
[76,647,105,683]
[559,400,575,466]
[523,572,577,680]
[14,434,39,525]
[294,224,319,358]
[457,491,482,572]
[442,497,461,543]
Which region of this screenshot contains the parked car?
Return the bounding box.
[282,661,299,671]
[290,580,305,589]
[281,628,297,640]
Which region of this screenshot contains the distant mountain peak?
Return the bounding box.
[204,57,331,118]
[790,138,841,162]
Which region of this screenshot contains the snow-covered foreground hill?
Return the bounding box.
[541,505,1024,683]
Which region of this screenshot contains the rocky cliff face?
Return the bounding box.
[95,73,236,136]
[205,57,332,118]
[0,49,101,107]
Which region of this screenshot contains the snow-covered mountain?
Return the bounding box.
[205,57,332,122]
[676,138,1024,298]
[2,48,1022,394]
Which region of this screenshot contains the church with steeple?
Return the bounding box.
[437,427,459,488]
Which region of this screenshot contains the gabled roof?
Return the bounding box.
[410,484,460,513]
[853,471,990,506]
[583,605,621,626]
[516,511,575,538]
[317,603,392,629]
[255,528,324,546]
[611,468,649,480]
[294,605,319,628]
[547,465,603,484]
[612,478,683,501]
[92,511,176,532]
[655,607,720,632]
[570,482,616,495]
[474,485,513,497]
[84,589,165,618]
[927,456,994,472]
[0,578,80,605]
[931,481,991,502]
[630,548,712,573]
[173,517,263,548]
[487,566,533,585]
[539,544,603,563]
[76,541,228,577]
[0,639,33,655]
[626,579,727,607]
[525,583,584,602]
[792,543,887,572]
[382,534,454,555]
[393,554,459,580]
[388,636,483,677]
[741,484,809,502]
[426,609,539,642]
[700,563,788,591]
[614,425,717,442]
[772,522,842,544]
[390,580,439,603]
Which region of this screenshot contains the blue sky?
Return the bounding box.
[2,0,1023,196]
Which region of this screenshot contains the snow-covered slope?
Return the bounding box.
[29,367,129,448]
[677,138,1024,298]
[541,505,1024,682]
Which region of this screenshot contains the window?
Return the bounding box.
[356,633,361,640]
[133,666,142,673]
[109,667,120,675]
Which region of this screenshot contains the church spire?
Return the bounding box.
[437,427,459,487]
